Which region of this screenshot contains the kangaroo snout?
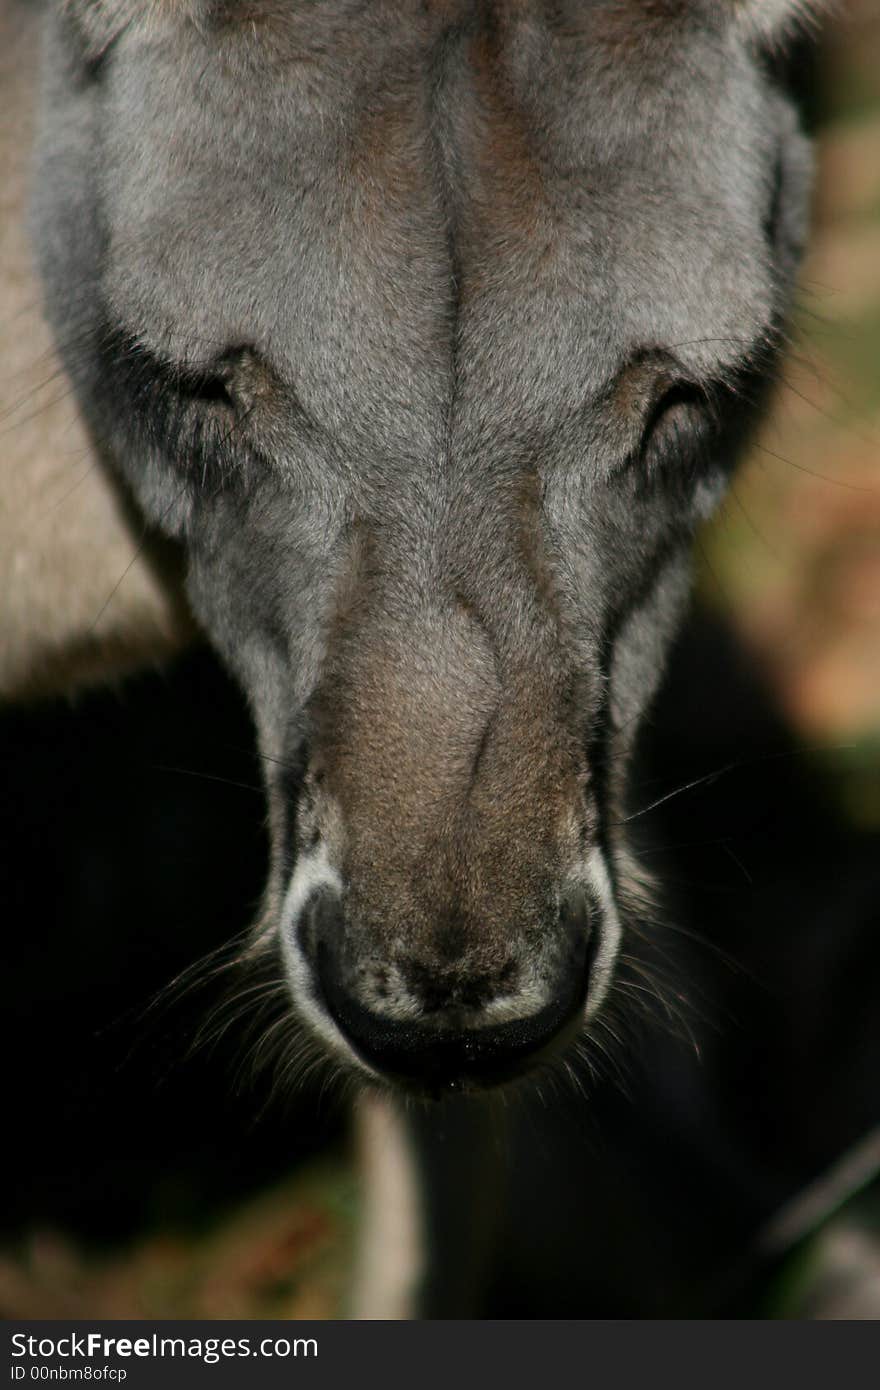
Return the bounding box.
[272,554,624,1090]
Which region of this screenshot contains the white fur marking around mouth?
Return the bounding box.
[582,847,622,1020]
[279,844,378,1077]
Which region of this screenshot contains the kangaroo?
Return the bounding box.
[3,0,830,1317]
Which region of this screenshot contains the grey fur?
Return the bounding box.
[32,0,818,1091]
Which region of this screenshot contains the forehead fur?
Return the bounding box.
[82,0,810,486]
[63,0,833,59]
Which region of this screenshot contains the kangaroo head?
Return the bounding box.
[34,0,823,1091]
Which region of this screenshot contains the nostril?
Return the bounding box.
[559,885,592,946]
[314,941,591,1090]
[296,883,602,1089]
[297,884,342,967]
[559,884,600,977]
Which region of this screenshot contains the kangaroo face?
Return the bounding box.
[35,0,815,1091]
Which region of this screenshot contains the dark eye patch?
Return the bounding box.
[114,335,246,411]
[88,318,310,484]
[127,338,310,433]
[82,321,257,486]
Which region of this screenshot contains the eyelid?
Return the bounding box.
[103,326,244,404]
[637,379,711,470]
[172,344,259,404]
[178,362,237,407]
[605,349,709,463]
[641,378,708,439]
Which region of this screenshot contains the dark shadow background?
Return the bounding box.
[0,650,342,1244]
[1,609,878,1315]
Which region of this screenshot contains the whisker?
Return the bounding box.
[151,764,264,796]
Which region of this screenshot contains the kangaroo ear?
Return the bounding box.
[727,0,834,45]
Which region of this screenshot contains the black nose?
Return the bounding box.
[303,890,593,1090]
[319,962,587,1089]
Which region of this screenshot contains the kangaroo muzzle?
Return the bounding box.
[312,880,599,1089]
[272,524,622,1090]
[280,815,621,1091]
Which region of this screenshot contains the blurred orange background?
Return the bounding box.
[701,0,880,824]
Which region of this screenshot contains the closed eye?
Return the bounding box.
[91,322,262,481]
[176,364,237,410]
[98,324,245,411]
[640,379,709,464]
[159,346,248,412]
